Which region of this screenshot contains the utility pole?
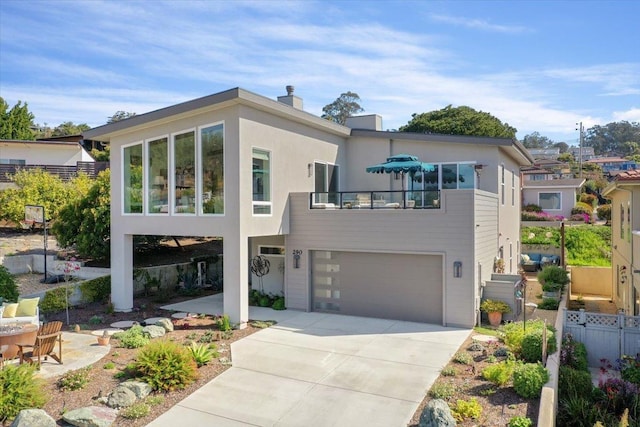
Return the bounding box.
[575,122,584,179]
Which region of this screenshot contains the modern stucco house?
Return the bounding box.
[83,87,533,329]
[522,177,586,219]
[602,169,640,316]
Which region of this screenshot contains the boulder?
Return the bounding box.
[62,406,118,427]
[10,409,56,427]
[155,318,174,332]
[418,399,457,427]
[106,385,138,408]
[121,380,152,399]
[142,325,166,338]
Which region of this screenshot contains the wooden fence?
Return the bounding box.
[0,161,109,182]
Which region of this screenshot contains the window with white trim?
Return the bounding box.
[147,136,168,214]
[511,170,515,206]
[501,165,505,205]
[252,148,271,215]
[123,143,143,214]
[173,130,196,214]
[200,123,224,214]
[539,192,561,210]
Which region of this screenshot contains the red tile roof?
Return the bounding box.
[616,169,640,181]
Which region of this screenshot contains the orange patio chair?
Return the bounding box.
[17,321,63,365]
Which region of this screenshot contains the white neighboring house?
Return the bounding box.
[84,87,533,329]
[522,178,586,219]
[0,139,95,189]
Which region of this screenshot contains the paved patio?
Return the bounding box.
[152,296,471,427]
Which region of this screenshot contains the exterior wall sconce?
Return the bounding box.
[293,250,302,269]
[308,163,313,177]
[453,261,462,278]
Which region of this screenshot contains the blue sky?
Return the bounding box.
[1,0,638,145]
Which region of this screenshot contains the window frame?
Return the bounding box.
[171,128,197,216]
[198,121,225,216]
[252,147,272,216]
[121,141,144,216]
[145,135,170,216]
[538,192,562,211]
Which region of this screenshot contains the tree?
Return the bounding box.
[52,121,90,137]
[399,105,517,138]
[521,131,554,149]
[107,111,136,124]
[90,145,110,161]
[53,169,111,260]
[557,153,573,162]
[0,169,92,225]
[0,97,35,140]
[552,142,569,153]
[584,121,640,155]
[321,92,364,125]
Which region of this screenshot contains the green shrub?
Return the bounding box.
[482,360,515,386]
[559,366,594,398]
[560,334,588,371]
[114,325,150,349]
[0,364,48,423]
[57,367,91,391]
[580,193,597,207]
[428,381,457,399]
[120,402,150,419]
[537,298,560,310]
[197,330,218,343]
[88,315,103,325]
[39,286,72,313]
[480,299,511,314]
[272,297,286,310]
[565,226,611,267]
[0,266,19,302]
[145,395,165,406]
[597,204,611,221]
[217,314,232,332]
[453,351,474,365]
[134,339,198,391]
[521,328,557,363]
[508,416,533,427]
[513,363,549,398]
[79,275,111,303]
[572,202,594,215]
[451,397,482,422]
[557,395,602,427]
[523,204,542,212]
[619,355,640,385]
[502,320,556,358]
[103,361,116,369]
[537,265,569,287]
[441,366,457,376]
[187,342,218,367]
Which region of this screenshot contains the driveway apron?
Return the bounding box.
[148,310,470,427]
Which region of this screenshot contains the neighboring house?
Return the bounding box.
[0,139,97,188]
[84,87,533,329]
[521,178,586,219]
[587,157,638,174]
[602,169,640,316]
[528,148,560,160]
[522,166,554,181]
[569,146,596,161]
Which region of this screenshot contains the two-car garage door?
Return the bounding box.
[311,251,443,324]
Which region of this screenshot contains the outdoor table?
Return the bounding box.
[0,324,38,362]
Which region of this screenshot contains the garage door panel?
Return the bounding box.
[312,251,443,324]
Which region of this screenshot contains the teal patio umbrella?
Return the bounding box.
[366,154,428,191]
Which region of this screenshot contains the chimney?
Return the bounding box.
[277,85,303,110]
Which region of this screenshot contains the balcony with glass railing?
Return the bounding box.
[310,190,441,210]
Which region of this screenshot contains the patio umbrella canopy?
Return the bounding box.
[366,154,428,191]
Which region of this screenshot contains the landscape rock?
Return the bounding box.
[121,380,152,399]
[418,399,457,427]
[10,409,56,427]
[106,385,138,408]
[62,406,118,427]
[155,318,174,332]
[142,324,166,338]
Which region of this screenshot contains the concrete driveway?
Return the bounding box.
[149,304,470,427]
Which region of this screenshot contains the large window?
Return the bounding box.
[539,192,561,210]
[200,124,224,214]
[147,137,168,214]
[252,148,271,215]
[0,159,26,165]
[314,162,339,203]
[123,143,143,213]
[418,162,476,191]
[173,131,196,214]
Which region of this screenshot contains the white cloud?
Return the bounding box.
[612,108,640,123]
[429,14,531,34]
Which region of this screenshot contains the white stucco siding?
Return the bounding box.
[286,190,480,327]
[497,157,523,274]
[237,106,347,237]
[0,142,90,165]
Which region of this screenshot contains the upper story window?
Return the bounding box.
[539,192,561,210]
[314,161,339,204]
[252,148,271,215]
[173,130,196,214]
[200,123,224,215]
[0,159,26,165]
[147,137,168,214]
[501,165,505,205]
[511,170,515,206]
[421,162,476,190]
[123,143,142,214]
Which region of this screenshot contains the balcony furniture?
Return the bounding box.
[17,321,63,365]
[0,324,38,362]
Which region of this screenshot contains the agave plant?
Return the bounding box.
[187,342,218,367]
